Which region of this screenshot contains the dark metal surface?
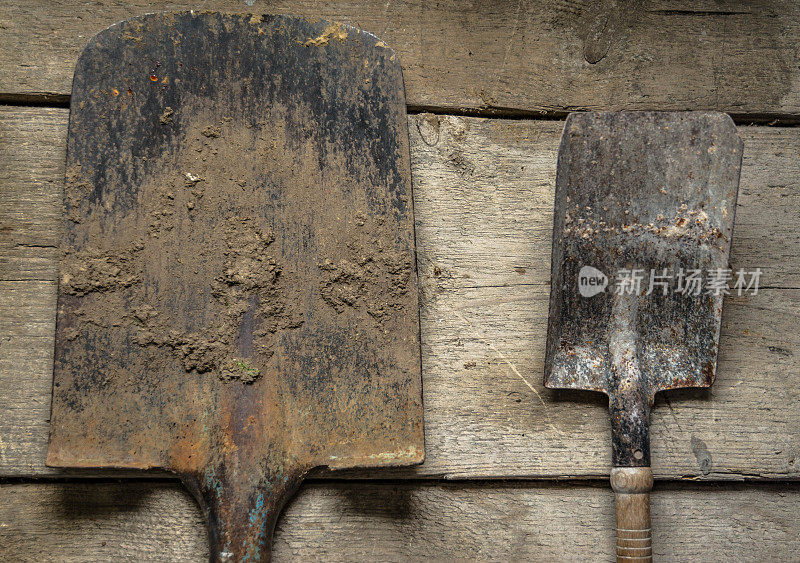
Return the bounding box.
[545,112,742,466]
[47,12,424,562]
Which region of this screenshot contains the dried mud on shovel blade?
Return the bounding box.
[47,12,423,561]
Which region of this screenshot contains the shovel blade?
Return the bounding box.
[47,12,423,560]
[545,112,742,398]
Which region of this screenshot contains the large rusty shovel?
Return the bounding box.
[47,12,424,562]
[545,112,742,561]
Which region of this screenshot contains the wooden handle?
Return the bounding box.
[611,467,653,562]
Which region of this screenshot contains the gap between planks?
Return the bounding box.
[5,98,800,128]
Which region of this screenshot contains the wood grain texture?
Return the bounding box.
[1,107,798,480]
[2,480,799,562]
[612,468,654,561]
[0,108,63,281]
[1,1,800,117]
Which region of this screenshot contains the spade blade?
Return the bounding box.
[47,12,423,561]
[545,111,742,402]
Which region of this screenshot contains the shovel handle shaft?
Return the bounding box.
[611,467,653,562]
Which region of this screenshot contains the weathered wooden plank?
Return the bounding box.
[421,285,800,480]
[2,2,800,117]
[4,108,800,288]
[1,107,798,479]
[0,281,55,474]
[412,114,800,291]
[3,281,797,479]
[0,108,63,281]
[2,480,799,561]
